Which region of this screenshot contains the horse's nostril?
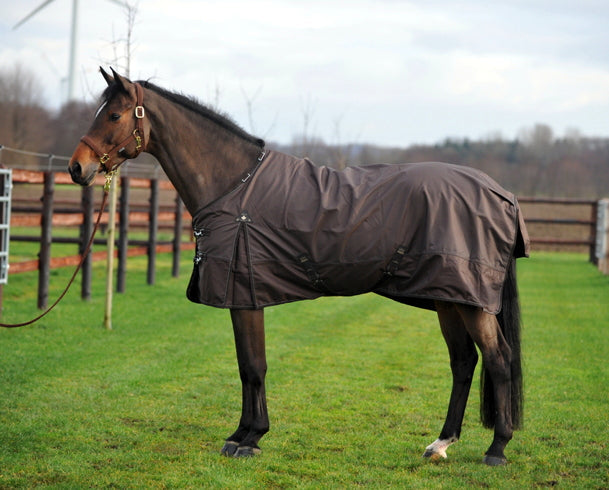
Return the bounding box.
[69,161,82,179]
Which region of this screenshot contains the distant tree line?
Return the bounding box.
[1,65,607,198]
[274,124,609,198]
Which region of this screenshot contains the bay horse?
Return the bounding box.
[68,68,529,466]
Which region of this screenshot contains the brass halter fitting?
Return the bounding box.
[104,169,118,192]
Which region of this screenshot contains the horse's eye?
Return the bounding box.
[110,113,121,121]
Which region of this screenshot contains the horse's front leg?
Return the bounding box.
[221,309,269,457]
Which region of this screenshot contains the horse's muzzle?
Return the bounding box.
[68,160,96,186]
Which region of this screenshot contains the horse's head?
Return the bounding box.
[68,67,150,186]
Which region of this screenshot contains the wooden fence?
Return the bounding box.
[9,169,194,309]
[518,197,600,261]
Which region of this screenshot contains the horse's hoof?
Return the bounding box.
[221,441,239,457]
[221,441,261,458]
[234,445,261,457]
[423,449,446,460]
[483,454,507,466]
[423,438,452,460]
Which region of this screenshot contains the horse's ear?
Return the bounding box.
[110,67,132,94]
[100,67,114,86]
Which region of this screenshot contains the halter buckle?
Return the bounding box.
[135,106,145,119]
[100,153,110,165]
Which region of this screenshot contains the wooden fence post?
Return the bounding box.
[117,176,130,293]
[80,185,94,300]
[38,172,54,309]
[147,179,159,285]
[172,193,183,278]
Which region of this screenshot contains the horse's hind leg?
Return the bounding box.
[221,309,269,457]
[457,304,513,466]
[424,301,478,460]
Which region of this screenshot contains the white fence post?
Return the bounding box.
[596,199,609,274]
[0,169,12,285]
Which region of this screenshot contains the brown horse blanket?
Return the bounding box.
[187,150,529,314]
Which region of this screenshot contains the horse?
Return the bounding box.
[68,68,529,466]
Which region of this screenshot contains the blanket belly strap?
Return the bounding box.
[384,245,407,277]
[296,254,329,293]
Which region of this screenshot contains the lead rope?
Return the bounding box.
[0,172,115,328]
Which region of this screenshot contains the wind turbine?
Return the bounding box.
[13,0,128,102]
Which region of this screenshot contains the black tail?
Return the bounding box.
[480,259,524,430]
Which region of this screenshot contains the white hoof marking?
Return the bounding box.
[424,437,458,459]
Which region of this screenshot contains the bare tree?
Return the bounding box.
[52,100,97,155]
[239,85,276,141]
[329,114,351,170]
[241,85,262,136]
[296,94,318,157]
[103,1,139,77]
[207,82,222,112]
[0,64,53,154]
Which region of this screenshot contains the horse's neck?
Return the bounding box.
[144,91,261,215]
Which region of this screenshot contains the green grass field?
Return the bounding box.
[0,252,607,488]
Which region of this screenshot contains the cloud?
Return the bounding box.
[3,0,609,146]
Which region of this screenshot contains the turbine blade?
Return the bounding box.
[106,0,129,7]
[13,0,57,30]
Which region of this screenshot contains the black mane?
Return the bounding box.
[101,79,264,148]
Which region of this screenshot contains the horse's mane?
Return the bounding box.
[101,79,265,148]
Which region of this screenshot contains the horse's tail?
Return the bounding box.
[480,259,524,430]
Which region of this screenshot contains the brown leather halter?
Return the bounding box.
[80,82,146,174]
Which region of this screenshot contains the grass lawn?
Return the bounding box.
[0,252,607,488]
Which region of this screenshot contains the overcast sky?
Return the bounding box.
[2,0,609,147]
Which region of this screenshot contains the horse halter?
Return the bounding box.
[80,82,146,175]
